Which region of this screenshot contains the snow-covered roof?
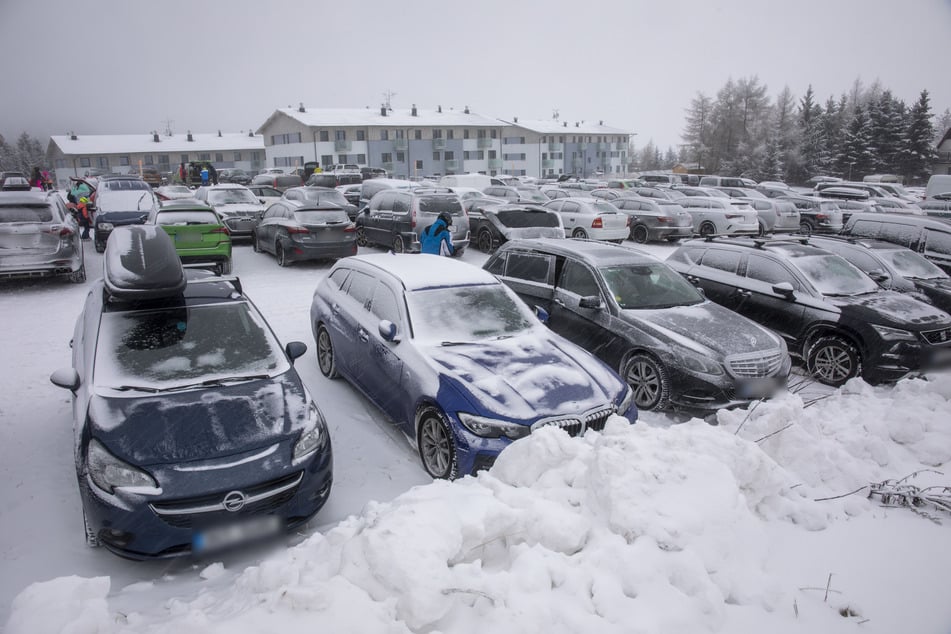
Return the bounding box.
[499,118,631,135]
[354,253,494,290]
[48,132,264,156]
[258,107,504,132]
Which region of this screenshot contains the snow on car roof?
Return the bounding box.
[351,254,496,290]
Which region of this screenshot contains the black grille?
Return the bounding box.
[922,326,951,345]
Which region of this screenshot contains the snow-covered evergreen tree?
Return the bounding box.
[933,107,951,148]
[900,90,938,183]
[681,92,713,171]
[836,104,875,180]
[12,133,45,175]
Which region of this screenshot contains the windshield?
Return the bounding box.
[518,190,549,203]
[879,249,947,280]
[406,284,536,344]
[95,302,287,389]
[208,189,258,205]
[600,263,704,309]
[791,254,880,295]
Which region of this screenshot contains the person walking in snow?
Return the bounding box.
[200,164,210,186]
[420,211,455,256]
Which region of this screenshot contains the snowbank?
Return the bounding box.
[7,375,951,634]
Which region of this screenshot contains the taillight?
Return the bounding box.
[287,227,310,234]
[344,224,356,233]
[657,216,670,224]
[817,213,828,220]
[411,203,417,228]
[591,217,603,228]
[211,226,231,235]
[48,225,74,237]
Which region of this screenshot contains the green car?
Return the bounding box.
[148,200,233,274]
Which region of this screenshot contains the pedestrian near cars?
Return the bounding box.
[41,170,53,191]
[420,211,455,256]
[31,167,43,189]
[76,196,92,240]
[200,164,209,186]
[178,162,187,184]
[208,163,218,185]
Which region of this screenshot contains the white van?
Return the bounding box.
[439,173,493,190]
[925,175,951,200]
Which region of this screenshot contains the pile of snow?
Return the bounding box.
[7,375,951,633]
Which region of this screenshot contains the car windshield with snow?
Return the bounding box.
[309,253,636,479]
[49,225,333,559]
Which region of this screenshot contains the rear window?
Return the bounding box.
[495,209,560,228]
[304,190,349,207]
[0,205,54,222]
[102,180,150,191]
[156,211,219,225]
[294,210,350,224]
[417,195,463,215]
[593,202,620,214]
[308,174,338,188]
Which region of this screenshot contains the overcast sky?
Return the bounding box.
[2,0,949,152]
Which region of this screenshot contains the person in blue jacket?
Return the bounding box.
[420,211,455,256]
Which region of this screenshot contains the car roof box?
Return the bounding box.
[103,225,186,301]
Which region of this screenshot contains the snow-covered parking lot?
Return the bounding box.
[2,241,951,633]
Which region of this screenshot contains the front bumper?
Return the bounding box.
[863,337,951,383]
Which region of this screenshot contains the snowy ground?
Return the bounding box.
[2,240,950,633]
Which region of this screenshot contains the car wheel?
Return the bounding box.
[622,353,670,411]
[252,232,263,253]
[699,221,717,237]
[83,509,100,548]
[276,242,290,267]
[393,236,405,254]
[572,228,588,239]
[67,263,86,284]
[666,236,682,243]
[452,246,466,257]
[799,220,814,236]
[417,406,458,479]
[94,240,105,254]
[477,228,494,253]
[757,220,767,237]
[806,335,861,387]
[316,324,338,379]
[356,226,368,247]
[632,224,649,243]
[219,258,233,275]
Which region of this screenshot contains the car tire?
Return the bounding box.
[622,352,670,411]
[316,324,338,379]
[276,242,290,267]
[666,236,682,243]
[416,406,458,480]
[799,220,814,236]
[393,236,405,254]
[67,263,86,284]
[219,258,233,275]
[94,240,105,254]
[632,224,649,243]
[757,220,767,237]
[83,509,100,548]
[806,335,861,387]
[699,221,717,237]
[477,228,494,253]
[572,228,588,239]
[356,226,368,247]
[252,232,263,253]
[452,246,466,257]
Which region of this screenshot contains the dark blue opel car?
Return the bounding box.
[50,225,333,559]
[309,253,636,479]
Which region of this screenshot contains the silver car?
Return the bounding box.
[611,196,694,243]
[743,198,801,234]
[543,197,630,241]
[253,199,357,266]
[676,196,759,237]
[0,190,85,283]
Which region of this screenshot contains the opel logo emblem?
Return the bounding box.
[222,491,247,512]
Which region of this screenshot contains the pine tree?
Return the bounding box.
[13,132,45,175]
[836,105,875,180]
[0,134,13,172]
[899,90,938,183]
[933,108,951,147]
[681,92,713,171]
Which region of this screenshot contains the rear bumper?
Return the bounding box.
[0,249,83,279]
[285,239,359,262]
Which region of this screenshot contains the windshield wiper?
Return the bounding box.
[113,384,161,393]
[199,374,271,387]
[440,340,475,347]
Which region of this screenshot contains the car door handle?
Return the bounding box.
[553,298,565,307]
[331,303,340,314]
[358,329,369,343]
[734,289,752,298]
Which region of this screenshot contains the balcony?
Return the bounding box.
[572,158,584,169]
[615,142,626,150]
[445,159,459,171]
[334,140,351,152]
[393,138,407,150]
[487,158,502,169]
[542,159,556,169]
[598,142,610,151]
[432,138,446,150]
[477,137,493,148]
[548,142,563,151]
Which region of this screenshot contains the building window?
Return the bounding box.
[488,150,497,159]
[55,159,66,168]
[477,130,486,139]
[396,151,405,162]
[181,154,189,163]
[159,155,169,165]
[233,152,242,162]
[144,155,153,165]
[252,151,261,161]
[503,137,526,145]
[464,129,470,139]
[433,152,440,161]
[356,130,366,141]
[491,129,498,139]
[270,133,302,145]
[215,153,224,163]
[433,129,442,139]
[414,129,422,140]
[357,154,366,163]
[335,130,346,141]
[319,131,329,142]
[98,157,109,168]
[274,156,305,167]
[382,152,392,163]
[381,130,389,141]
[199,153,211,161]
[444,151,454,160]
[321,154,333,167]
[447,129,454,140]
[80,157,91,168]
[395,129,404,139]
[415,159,423,170]
[338,155,347,163]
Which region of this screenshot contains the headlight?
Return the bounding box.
[293,402,326,461]
[458,413,530,440]
[616,385,635,414]
[87,438,158,494]
[673,348,723,376]
[97,222,114,231]
[871,324,918,342]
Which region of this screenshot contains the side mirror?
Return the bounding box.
[258,199,266,205]
[772,281,795,298]
[50,368,80,391]
[867,270,889,284]
[379,320,400,342]
[579,295,603,309]
[534,305,549,323]
[285,341,307,363]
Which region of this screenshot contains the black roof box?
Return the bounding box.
[103,225,186,301]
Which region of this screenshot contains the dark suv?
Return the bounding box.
[667,237,951,386]
[776,195,844,235]
[356,188,470,254]
[840,212,951,275]
[484,239,791,411]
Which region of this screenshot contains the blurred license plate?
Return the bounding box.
[736,377,779,399]
[192,515,280,553]
[176,232,202,243]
